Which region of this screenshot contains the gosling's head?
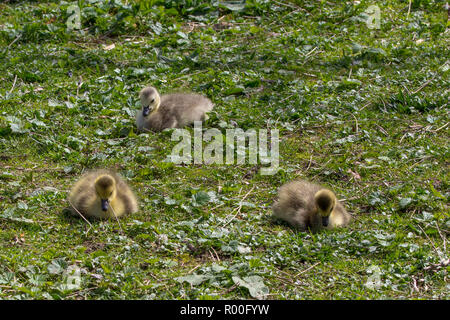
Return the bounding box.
[139,86,160,117]
[314,189,336,227]
[94,175,116,212]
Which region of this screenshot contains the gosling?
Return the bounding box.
[68,170,138,219]
[272,180,351,232]
[135,86,214,131]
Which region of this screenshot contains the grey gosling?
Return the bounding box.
[136,86,214,131]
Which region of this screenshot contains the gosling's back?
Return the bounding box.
[141,93,213,131]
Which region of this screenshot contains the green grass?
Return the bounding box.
[0,0,448,299]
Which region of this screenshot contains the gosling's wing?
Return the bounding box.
[111,173,139,214]
[148,112,165,131]
[71,189,94,215]
[116,189,138,215]
[68,173,97,214]
[160,93,213,126]
[69,172,96,200]
[330,201,351,227]
[276,181,317,211]
[272,200,309,231]
[184,95,214,124]
[160,93,206,109]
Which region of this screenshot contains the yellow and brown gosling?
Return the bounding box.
[68,170,138,219]
[272,180,351,232]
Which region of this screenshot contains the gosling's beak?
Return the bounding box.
[142,106,150,117]
[101,199,109,212]
[322,216,329,227]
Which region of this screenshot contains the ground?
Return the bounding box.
[0,0,448,299]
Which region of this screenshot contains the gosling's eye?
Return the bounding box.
[150,98,155,103]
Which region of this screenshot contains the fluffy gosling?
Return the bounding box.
[68,170,138,219]
[272,180,351,232]
[136,86,214,131]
